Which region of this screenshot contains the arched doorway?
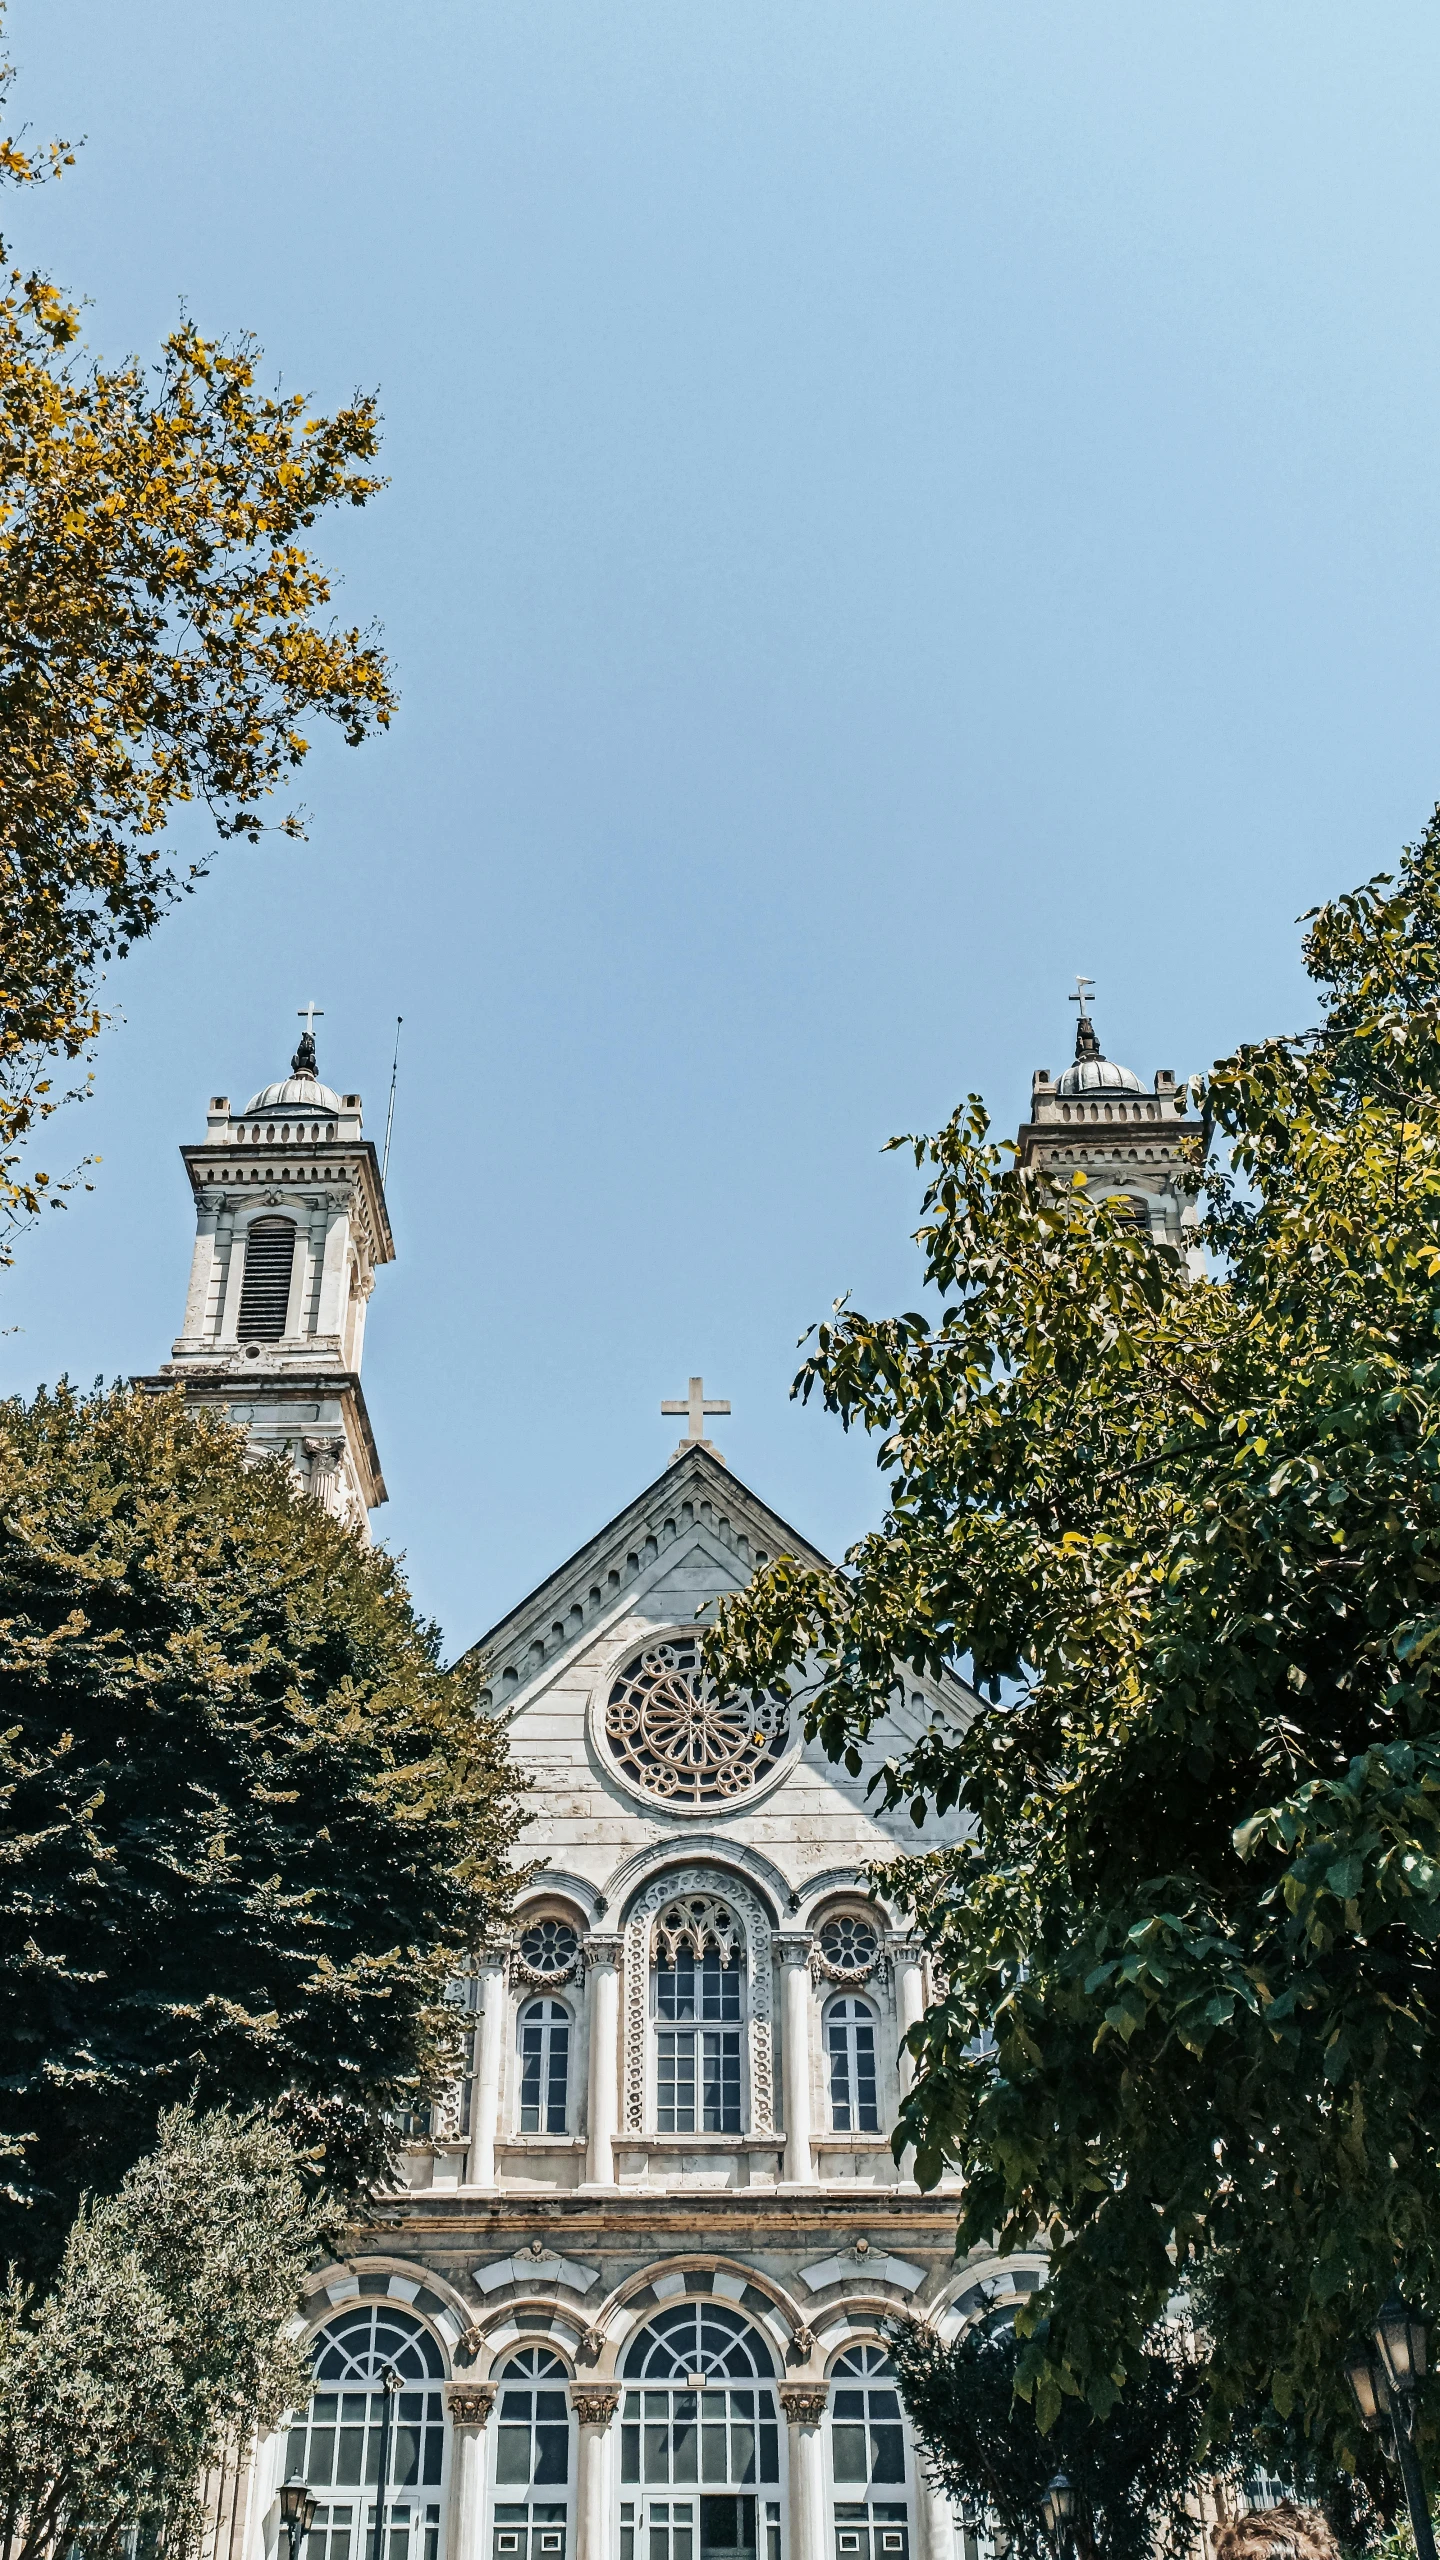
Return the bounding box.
[618,2303,782,2560]
[284,2303,447,2560]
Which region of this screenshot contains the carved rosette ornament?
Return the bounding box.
[571,2387,622,2428]
[447,2384,496,2428]
[777,2386,830,2427]
[809,1913,881,1988]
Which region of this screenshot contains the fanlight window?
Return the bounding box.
[286,2304,445,2499]
[826,1998,880,2134]
[237,1216,296,1339]
[494,2350,571,2560]
[621,2305,779,2493]
[606,1638,788,1806]
[830,2344,906,2487]
[652,1898,745,2134]
[518,1999,570,2132]
[518,1917,579,1978]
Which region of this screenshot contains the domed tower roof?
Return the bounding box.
[243,1021,341,1115]
[1055,989,1143,1096]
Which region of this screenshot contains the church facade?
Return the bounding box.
[164,1008,1194,2560]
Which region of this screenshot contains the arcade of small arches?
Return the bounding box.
[266,2259,1043,2560]
[404,1864,931,2193]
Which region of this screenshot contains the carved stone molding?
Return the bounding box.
[777,2386,829,2427]
[577,2325,606,2365]
[786,2327,817,2364]
[447,2384,496,2428]
[571,2387,622,2428]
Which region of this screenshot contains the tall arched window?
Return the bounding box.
[652,1895,745,2133]
[619,2304,781,2560]
[494,2348,572,2560]
[237,1215,296,1339]
[518,1999,570,2132]
[285,2304,446,2560]
[830,2345,908,2560]
[825,1998,880,2134]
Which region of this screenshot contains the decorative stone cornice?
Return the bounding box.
[571,2387,622,2428]
[447,2384,496,2428]
[777,2386,829,2426]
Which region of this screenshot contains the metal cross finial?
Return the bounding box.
[297,1002,325,1038]
[1068,976,1095,1018]
[661,1376,731,1468]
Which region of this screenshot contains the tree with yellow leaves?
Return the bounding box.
[0,20,395,1255]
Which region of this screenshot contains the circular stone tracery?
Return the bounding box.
[605,1637,789,1807]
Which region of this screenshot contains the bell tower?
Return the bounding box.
[136,1009,395,1535]
[1017,981,1201,1270]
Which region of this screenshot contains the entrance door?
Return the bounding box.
[701,2495,756,2560]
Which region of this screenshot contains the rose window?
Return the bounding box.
[517,1917,579,1979]
[604,1637,789,1807]
[818,1914,880,1981]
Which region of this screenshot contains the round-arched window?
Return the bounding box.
[285,2305,446,2540]
[830,2343,906,2491]
[825,1996,880,2134]
[620,2305,780,2507]
[604,1638,788,1807]
[518,1998,571,2133]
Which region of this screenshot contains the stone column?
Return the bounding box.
[572,2387,620,2560]
[584,1935,623,2188]
[775,1936,814,2186]
[778,2387,828,2560]
[445,2386,495,2560]
[917,2472,957,2560]
[895,1940,926,2100]
[467,1950,509,2187]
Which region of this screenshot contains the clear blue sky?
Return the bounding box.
[4,2,1439,1653]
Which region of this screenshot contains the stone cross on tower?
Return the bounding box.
[662,1376,730,1467]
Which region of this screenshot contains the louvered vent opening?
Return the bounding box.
[237,1218,296,1340]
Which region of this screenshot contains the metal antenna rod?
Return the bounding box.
[381,1016,402,1185]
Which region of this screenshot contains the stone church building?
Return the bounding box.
[148,1007,1195,2560]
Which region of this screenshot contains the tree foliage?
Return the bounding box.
[709,808,1440,2460]
[0,16,394,1252]
[0,2104,322,2560]
[0,1383,528,2282]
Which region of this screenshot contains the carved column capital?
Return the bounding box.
[777,2385,829,2427]
[773,1932,814,1969]
[581,1931,624,1974]
[447,2383,497,2428]
[571,2386,622,2428]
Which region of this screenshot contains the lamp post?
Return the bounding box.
[371,2365,404,2560]
[279,2481,314,2560]
[1343,2295,1436,2560]
[1041,2473,1075,2560]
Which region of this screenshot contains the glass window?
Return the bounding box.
[826,1999,880,2135]
[621,2307,780,2490]
[652,1901,745,2135]
[497,2348,572,2487]
[285,2307,447,2560]
[830,2344,906,2488]
[518,2000,570,2133]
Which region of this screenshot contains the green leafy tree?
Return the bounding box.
[888,2314,1385,2560]
[0,2104,323,2560]
[0,1383,528,2282]
[709,807,1440,2458]
[0,17,394,1253]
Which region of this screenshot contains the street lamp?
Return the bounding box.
[278,2482,314,2560]
[371,2365,404,2560]
[1042,2473,1075,2560]
[1343,2296,1436,2560]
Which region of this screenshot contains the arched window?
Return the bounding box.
[237,1215,296,1339]
[518,1999,570,2132]
[830,2345,909,2560]
[619,2304,781,2560]
[285,2304,446,2560]
[826,1998,880,2134]
[495,2347,572,2560]
[652,1896,745,2133]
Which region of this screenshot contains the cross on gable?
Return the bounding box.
[661,1375,730,1467]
